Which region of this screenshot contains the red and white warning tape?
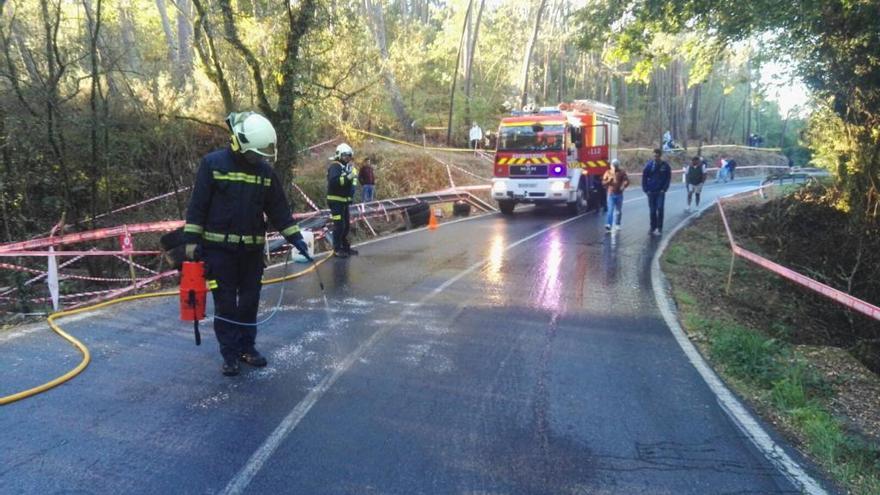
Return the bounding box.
[717,188,880,322]
[293,183,322,212]
[0,220,183,252]
[112,255,160,274]
[0,250,161,257]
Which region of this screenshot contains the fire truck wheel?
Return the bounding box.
[498,200,516,215]
[567,187,586,215]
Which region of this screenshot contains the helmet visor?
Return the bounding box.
[250,142,277,161]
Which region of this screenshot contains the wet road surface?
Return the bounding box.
[1,180,831,494]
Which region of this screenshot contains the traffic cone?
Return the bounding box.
[428,209,439,230]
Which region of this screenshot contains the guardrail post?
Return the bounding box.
[725,252,736,296]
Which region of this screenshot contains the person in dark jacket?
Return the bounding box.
[358,157,376,203]
[685,156,707,212]
[727,158,737,180]
[327,143,358,258]
[183,111,310,376]
[642,148,672,235]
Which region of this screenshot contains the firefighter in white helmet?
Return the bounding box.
[326,143,358,258]
[183,111,310,376]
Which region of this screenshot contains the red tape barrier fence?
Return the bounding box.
[716,187,880,322]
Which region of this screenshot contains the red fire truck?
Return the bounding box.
[491,100,619,215]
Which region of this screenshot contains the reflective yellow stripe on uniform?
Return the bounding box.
[281,225,300,237]
[184,223,204,234]
[327,195,350,202]
[207,279,218,290]
[212,171,271,186]
[331,214,342,220]
[202,231,265,244]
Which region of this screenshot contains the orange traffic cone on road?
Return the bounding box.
[428,209,439,230]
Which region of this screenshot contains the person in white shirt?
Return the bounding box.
[469,123,483,151]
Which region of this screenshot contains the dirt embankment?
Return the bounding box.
[293,139,493,211]
[729,186,880,371]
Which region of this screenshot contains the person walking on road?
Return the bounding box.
[715,157,730,183]
[469,122,483,151]
[183,111,311,377]
[602,159,629,232]
[642,148,671,235]
[685,156,707,212]
[327,143,359,258]
[727,158,737,181]
[358,157,376,203]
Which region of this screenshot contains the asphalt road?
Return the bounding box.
[1,179,832,494]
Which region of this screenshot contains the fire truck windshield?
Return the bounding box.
[498,124,565,152]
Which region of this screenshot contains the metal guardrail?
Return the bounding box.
[0,187,496,314]
[761,168,830,186]
[279,188,495,248]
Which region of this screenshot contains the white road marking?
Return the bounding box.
[651,197,828,494]
[220,212,588,495]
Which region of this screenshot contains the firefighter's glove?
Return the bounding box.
[291,238,312,262]
[185,243,201,261]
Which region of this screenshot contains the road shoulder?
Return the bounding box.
[651,203,835,495]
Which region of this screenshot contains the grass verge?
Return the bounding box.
[663,211,880,494]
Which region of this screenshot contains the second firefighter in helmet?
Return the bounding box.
[183,111,310,376]
[327,143,358,258]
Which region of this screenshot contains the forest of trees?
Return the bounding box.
[0,0,843,241]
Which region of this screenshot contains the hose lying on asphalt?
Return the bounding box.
[0,253,332,406]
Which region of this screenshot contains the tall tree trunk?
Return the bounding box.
[364,0,412,134]
[192,0,233,111]
[0,101,12,241]
[462,0,484,131]
[744,57,752,144]
[518,0,548,108]
[541,45,549,104]
[40,0,72,217]
[710,92,724,142]
[155,0,177,72]
[11,19,40,82]
[689,83,701,138]
[445,0,473,145]
[678,60,687,148]
[557,43,565,103]
[84,0,103,224]
[273,0,318,189]
[176,0,193,87]
[118,0,140,71]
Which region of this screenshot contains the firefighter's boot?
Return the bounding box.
[240,349,268,367]
[222,358,241,377]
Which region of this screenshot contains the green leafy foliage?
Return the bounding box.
[575,0,880,220]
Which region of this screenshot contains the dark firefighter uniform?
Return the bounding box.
[183,147,302,363]
[327,160,357,254]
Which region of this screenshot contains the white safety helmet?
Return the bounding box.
[335,143,354,159]
[611,158,620,168]
[226,112,277,161]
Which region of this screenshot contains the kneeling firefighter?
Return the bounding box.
[183,111,310,376]
[327,143,358,258]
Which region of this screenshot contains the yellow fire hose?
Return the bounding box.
[0,254,331,406]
